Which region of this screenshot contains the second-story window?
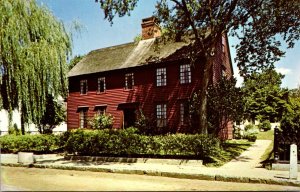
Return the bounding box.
[156,68,167,86]
[97,77,106,93]
[80,80,88,95]
[125,73,134,90]
[180,64,191,84]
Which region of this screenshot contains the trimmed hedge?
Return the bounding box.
[0,128,221,160]
[64,128,221,159]
[0,134,62,153]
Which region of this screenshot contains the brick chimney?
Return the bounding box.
[141,17,161,40]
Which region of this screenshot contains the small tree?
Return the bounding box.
[280,89,300,134]
[38,94,65,134]
[191,77,244,137]
[68,55,84,71]
[135,109,156,135]
[242,69,289,122]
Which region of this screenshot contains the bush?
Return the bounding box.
[244,124,256,131]
[244,134,257,142]
[243,126,258,142]
[135,110,156,135]
[258,120,271,131]
[0,134,62,153]
[233,126,243,139]
[8,123,21,135]
[64,128,220,159]
[88,113,114,130]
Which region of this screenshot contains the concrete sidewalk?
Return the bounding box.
[1,140,300,187]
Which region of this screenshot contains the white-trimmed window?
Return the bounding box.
[125,73,134,89]
[156,104,167,127]
[180,102,189,125]
[156,68,167,86]
[97,77,106,93]
[80,80,88,95]
[180,64,191,84]
[79,109,88,128]
[95,105,107,115]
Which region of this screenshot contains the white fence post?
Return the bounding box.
[289,144,298,180]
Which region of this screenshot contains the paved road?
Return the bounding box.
[1,184,27,191]
[1,166,299,191]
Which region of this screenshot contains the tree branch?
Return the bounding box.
[180,0,205,51]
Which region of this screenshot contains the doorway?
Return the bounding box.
[123,108,136,128]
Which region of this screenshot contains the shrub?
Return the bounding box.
[0,134,62,153]
[243,126,258,142]
[258,120,271,131]
[135,110,158,135]
[244,134,257,142]
[8,123,21,135]
[88,113,114,130]
[244,124,256,131]
[64,128,220,159]
[233,126,243,139]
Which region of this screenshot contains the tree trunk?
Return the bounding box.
[198,57,213,134]
[21,112,25,135]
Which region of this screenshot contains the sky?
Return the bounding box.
[37,0,300,89]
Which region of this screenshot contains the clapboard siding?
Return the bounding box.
[68,60,200,131]
[67,35,233,138]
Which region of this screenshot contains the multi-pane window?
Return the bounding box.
[156,68,167,86]
[97,77,106,93]
[125,73,134,89]
[96,106,106,115]
[180,64,191,84]
[79,109,88,128]
[156,104,167,127]
[80,80,88,95]
[180,102,190,125]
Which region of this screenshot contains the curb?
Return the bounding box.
[64,155,204,166]
[1,163,300,187]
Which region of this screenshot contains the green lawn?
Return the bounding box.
[256,130,274,140]
[196,130,275,168]
[256,130,274,169]
[205,140,253,167]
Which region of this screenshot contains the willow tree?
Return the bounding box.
[96,0,300,134]
[0,0,71,134]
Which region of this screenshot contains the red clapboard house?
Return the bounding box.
[67,17,234,139]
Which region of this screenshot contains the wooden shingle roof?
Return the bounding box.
[68,38,189,77]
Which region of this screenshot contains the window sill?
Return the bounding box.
[96,91,106,95]
[180,82,191,85]
[156,85,167,88]
[123,88,134,91]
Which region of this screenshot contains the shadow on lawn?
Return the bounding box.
[204,141,253,167]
